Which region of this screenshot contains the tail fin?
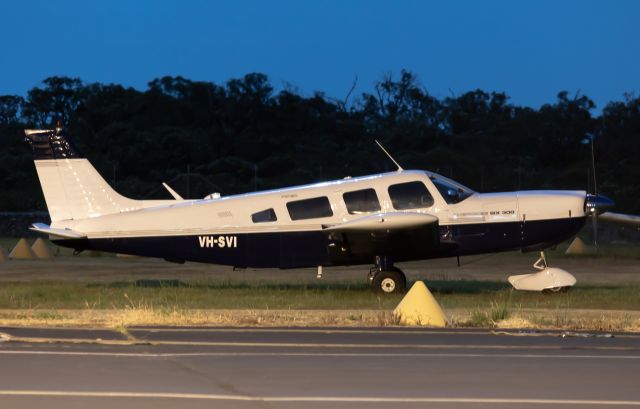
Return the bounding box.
[25,126,142,222]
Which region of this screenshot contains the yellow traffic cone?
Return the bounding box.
[565,237,588,255]
[9,238,36,260]
[393,281,447,327]
[31,238,54,259]
[116,253,138,258]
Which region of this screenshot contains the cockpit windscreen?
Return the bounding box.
[427,172,475,204]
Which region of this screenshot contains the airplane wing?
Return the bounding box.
[29,223,87,239]
[322,212,446,265]
[323,212,438,231]
[599,212,640,226]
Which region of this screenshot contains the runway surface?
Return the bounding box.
[0,326,639,408]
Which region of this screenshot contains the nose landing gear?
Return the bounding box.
[508,251,577,292]
[368,256,407,294]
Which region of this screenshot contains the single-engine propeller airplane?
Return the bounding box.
[25,125,619,293]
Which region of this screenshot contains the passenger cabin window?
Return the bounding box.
[388,181,434,210]
[343,188,381,214]
[251,208,277,223]
[287,197,333,220]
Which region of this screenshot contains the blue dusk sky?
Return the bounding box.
[1,0,638,110]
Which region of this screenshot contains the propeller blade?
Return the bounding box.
[593,212,598,249]
[585,194,614,251]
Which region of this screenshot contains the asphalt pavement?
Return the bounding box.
[0,326,639,408]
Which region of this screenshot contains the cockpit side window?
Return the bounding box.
[251,208,277,223]
[343,188,381,215]
[429,175,474,204]
[388,181,434,210]
[287,196,333,220]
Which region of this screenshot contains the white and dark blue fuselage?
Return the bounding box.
[25,128,589,272]
[42,166,587,268]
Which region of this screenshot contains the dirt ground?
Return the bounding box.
[0,249,638,286]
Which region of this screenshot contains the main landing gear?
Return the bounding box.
[368,256,407,294]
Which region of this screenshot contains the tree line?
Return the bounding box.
[0,71,638,214]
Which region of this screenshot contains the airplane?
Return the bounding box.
[24,124,618,294]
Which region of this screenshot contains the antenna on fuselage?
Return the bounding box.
[162,182,184,200]
[374,140,404,172]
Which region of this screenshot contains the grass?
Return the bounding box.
[0,234,638,329]
[549,242,640,260]
[0,280,401,310]
[435,281,640,310]
[0,280,638,330]
[0,280,638,311]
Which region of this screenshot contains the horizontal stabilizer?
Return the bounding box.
[323,212,438,231]
[29,223,86,239]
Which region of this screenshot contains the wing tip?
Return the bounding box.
[29,223,86,239]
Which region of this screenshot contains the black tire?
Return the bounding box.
[543,286,571,294]
[371,268,406,294]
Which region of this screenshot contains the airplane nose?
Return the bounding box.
[585,194,615,214]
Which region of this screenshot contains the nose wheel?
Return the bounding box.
[508,251,577,292]
[368,256,407,294]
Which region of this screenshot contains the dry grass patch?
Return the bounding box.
[0,307,639,333]
[0,308,398,328]
[448,307,640,332]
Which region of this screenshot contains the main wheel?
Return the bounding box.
[371,268,406,294]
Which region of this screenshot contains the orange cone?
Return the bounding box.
[565,237,589,255]
[9,238,36,260]
[32,238,54,259]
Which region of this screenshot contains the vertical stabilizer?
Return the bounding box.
[25,126,142,222]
